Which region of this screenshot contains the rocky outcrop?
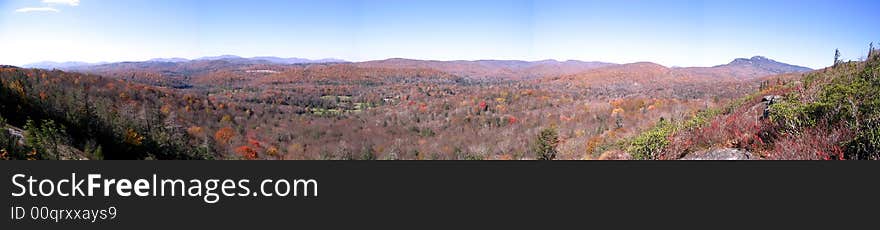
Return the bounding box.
[598,150,633,160]
[761,95,783,119]
[681,148,754,160]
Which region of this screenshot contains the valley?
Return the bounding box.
[4,53,874,160]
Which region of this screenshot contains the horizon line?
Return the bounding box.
[14,54,821,70]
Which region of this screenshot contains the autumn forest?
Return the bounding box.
[1,48,878,160]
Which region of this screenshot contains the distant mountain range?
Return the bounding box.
[23,55,812,82]
[722,56,812,73]
[249,56,348,64]
[546,56,814,92]
[357,58,616,80]
[24,61,108,69]
[677,56,812,79]
[357,56,811,80]
[24,56,348,69]
[147,58,190,63]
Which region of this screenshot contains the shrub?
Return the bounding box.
[24,119,69,160]
[768,46,880,160]
[767,125,850,160]
[769,96,818,132]
[683,108,721,130]
[845,122,880,160]
[83,139,104,160]
[627,118,674,160]
[462,152,485,160]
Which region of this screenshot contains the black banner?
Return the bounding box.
[2,161,878,229]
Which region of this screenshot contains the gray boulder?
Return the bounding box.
[761,95,784,119]
[681,148,754,160]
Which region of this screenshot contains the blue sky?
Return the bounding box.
[1,0,877,68]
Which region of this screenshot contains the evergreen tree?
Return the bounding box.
[25,119,68,160]
[869,42,874,57]
[360,144,376,160]
[532,127,559,160]
[834,49,842,67]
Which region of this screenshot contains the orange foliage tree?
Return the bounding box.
[214,127,235,145]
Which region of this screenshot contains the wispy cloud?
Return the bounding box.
[42,0,80,6]
[15,0,79,13]
[15,7,61,13]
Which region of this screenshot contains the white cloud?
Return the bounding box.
[14,0,79,13]
[15,7,61,13]
[42,0,80,6]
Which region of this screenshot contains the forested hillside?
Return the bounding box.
[624,46,880,160]
[0,54,814,160]
[0,67,207,159]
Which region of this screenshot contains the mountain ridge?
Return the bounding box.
[24,55,811,70]
[22,55,813,81]
[718,55,812,72]
[25,56,350,69]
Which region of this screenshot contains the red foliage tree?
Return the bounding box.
[234,145,258,160]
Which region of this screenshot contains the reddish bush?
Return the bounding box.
[661,96,780,159]
[234,146,258,160]
[248,138,263,150]
[766,126,851,160]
